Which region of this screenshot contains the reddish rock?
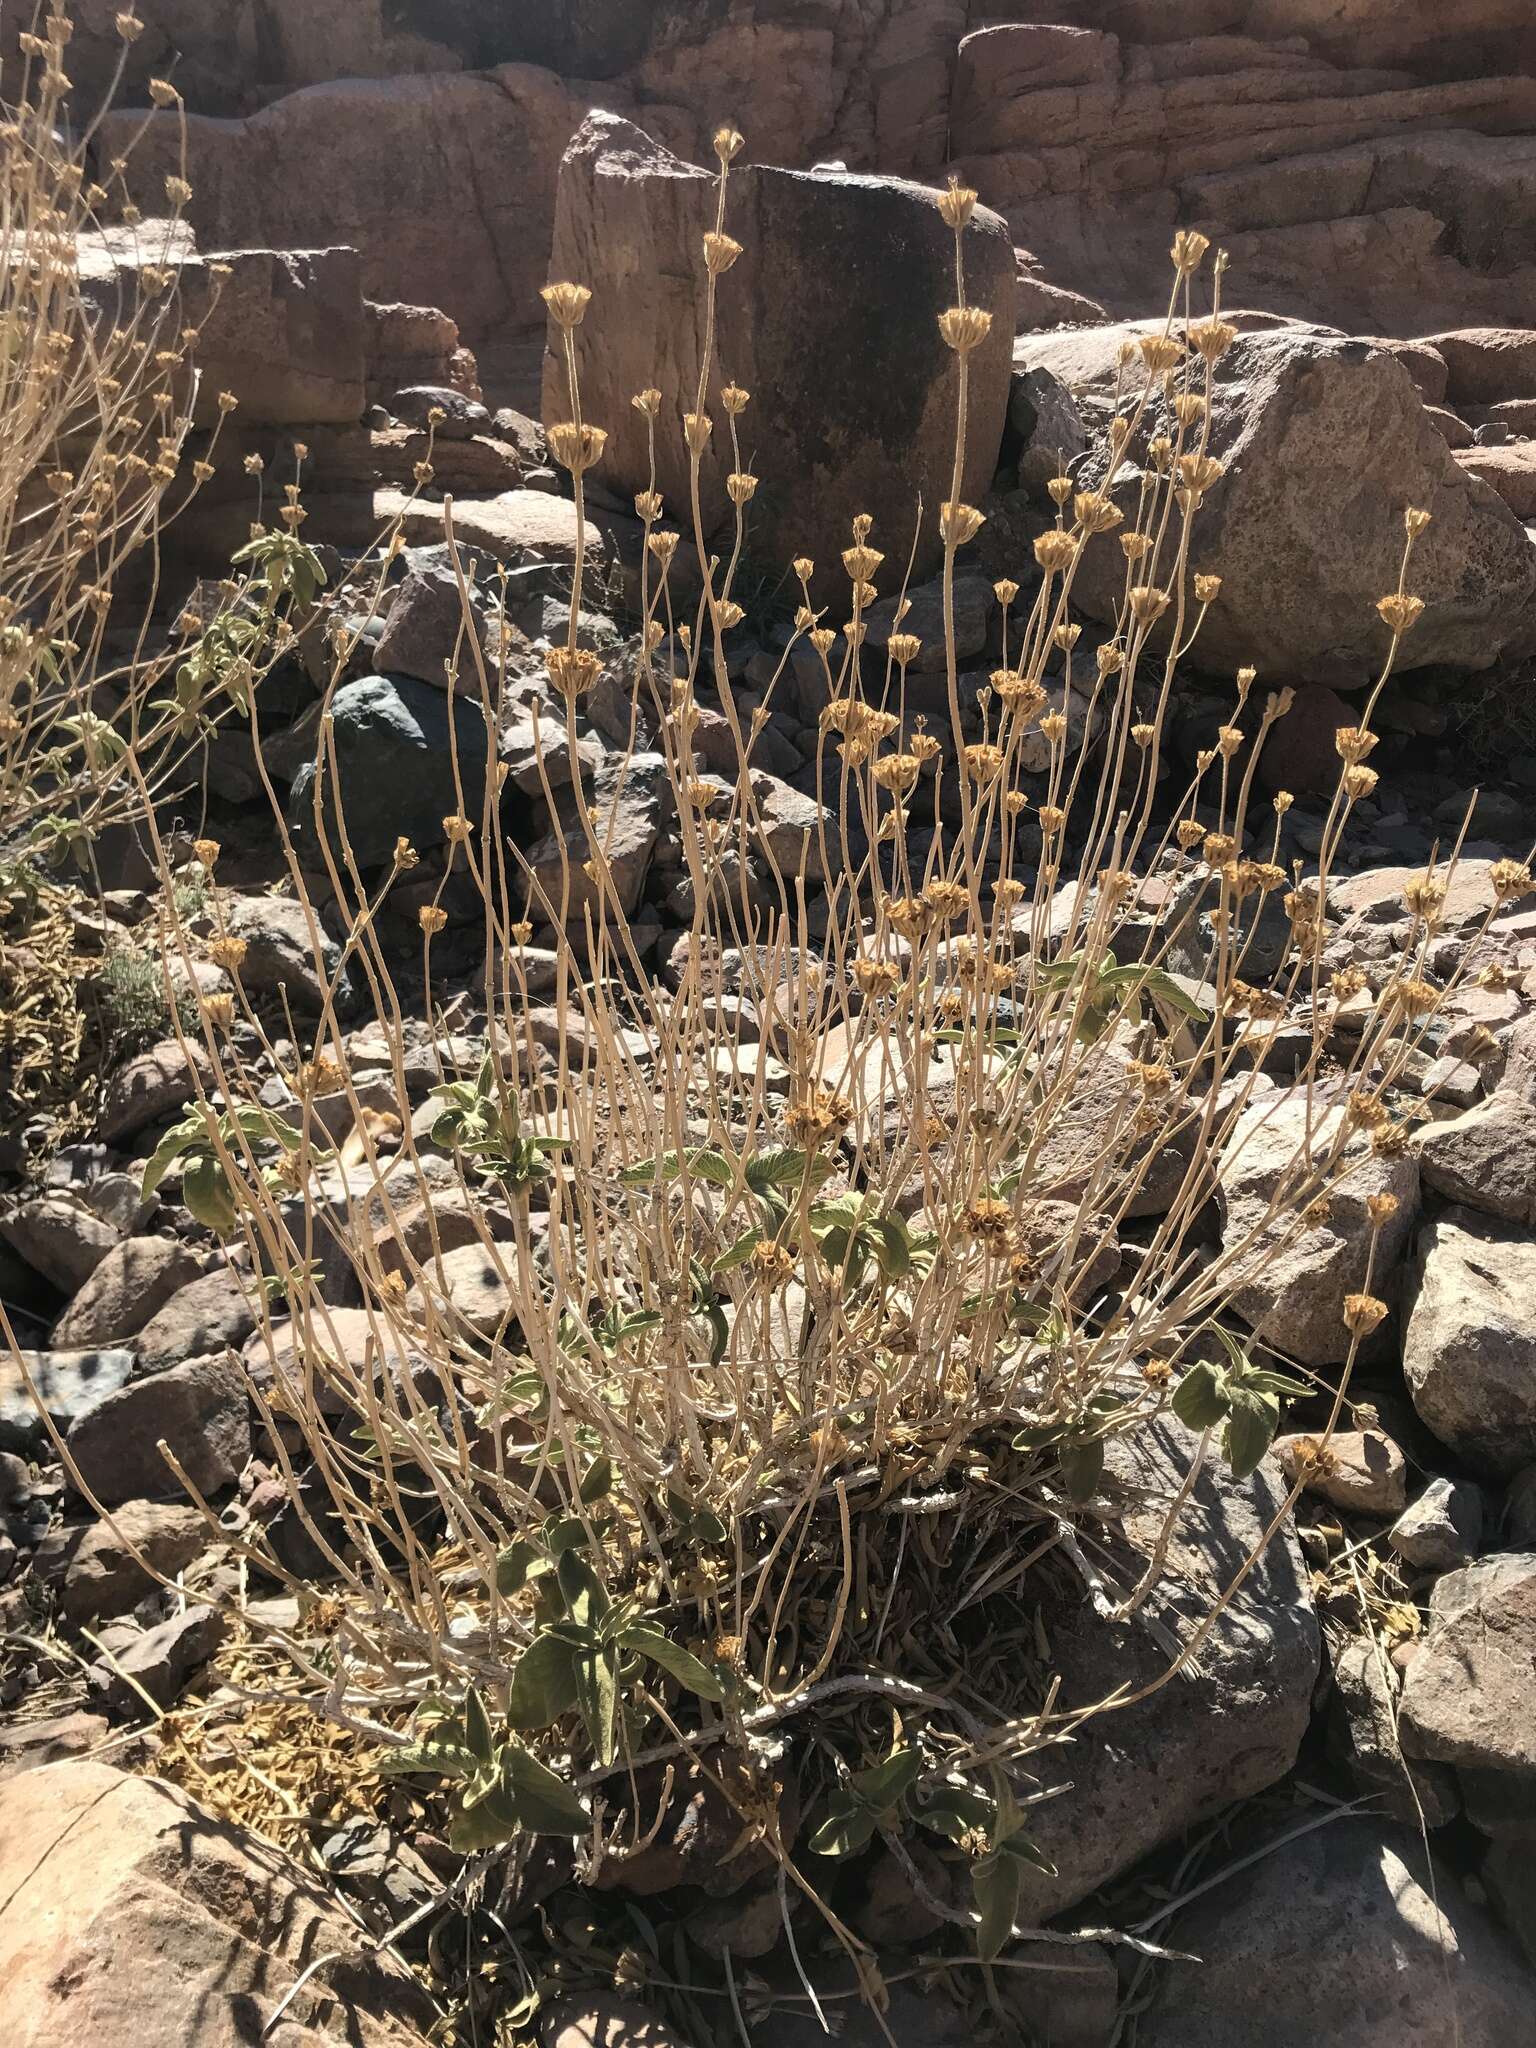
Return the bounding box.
[1257,684,1357,796]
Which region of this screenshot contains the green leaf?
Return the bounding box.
[182,1154,240,1237]
[1171,1360,1229,1431]
[1058,1436,1105,1505]
[917,1783,995,1842]
[573,1644,621,1766]
[578,1457,614,1506]
[495,1538,545,1596]
[505,1631,581,1729]
[140,1115,207,1199]
[622,1625,726,1702]
[973,1850,1023,1962]
[713,1225,765,1274]
[502,1742,590,1835]
[619,1147,735,1190]
[745,1148,810,1192]
[463,1686,496,1766]
[852,1747,923,1815]
[807,1792,878,1859]
[869,1214,913,1279]
[374,1734,478,1781]
[997,1832,1057,1877]
[557,1548,610,1629]
[1223,1389,1279,1480]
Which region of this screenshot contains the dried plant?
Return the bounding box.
[16,109,1530,2035]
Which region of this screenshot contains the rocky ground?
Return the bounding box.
[6,7,1536,2047]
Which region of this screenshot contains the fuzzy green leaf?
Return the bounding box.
[1223,1389,1280,1480]
[1058,1436,1105,1504]
[1171,1360,1228,1431]
[622,1625,726,1702]
[807,1793,878,1859]
[973,1850,1023,1962]
[502,1742,590,1835]
[505,1631,581,1729]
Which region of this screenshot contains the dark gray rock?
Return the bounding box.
[67,1351,250,1505]
[0,1349,135,1454]
[288,672,494,870]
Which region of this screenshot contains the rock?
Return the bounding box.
[1136,1817,1536,2046]
[525,752,674,923]
[1028,329,1536,684]
[1330,856,1506,930]
[51,1237,205,1351]
[0,1349,135,1456]
[1329,1638,1459,1827]
[1403,1207,1536,1476]
[1425,402,1475,449]
[546,113,1016,592]
[377,486,641,592]
[1219,1092,1419,1369]
[542,1997,691,2048]
[592,1758,797,1899]
[1373,338,1450,405]
[1400,1554,1536,1774]
[0,1708,110,1779]
[34,1501,211,1623]
[1507,1464,1536,1546]
[1457,441,1536,519]
[406,1242,515,1339]
[0,1760,433,2043]
[863,569,994,672]
[134,1269,257,1377]
[1008,360,1088,491]
[1390,1477,1484,1572]
[1433,328,1536,408]
[244,1309,434,1420]
[1255,684,1357,797]
[1485,1838,1536,1969]
[367,300,478,409]
[88,1604,227,1717]
[389,384,491,438]
[753,1981,973,2048]
[97,1038,210,1146]
[180,244,367,427]
[1276,1429,1407,1516]
[371,564,495,691]
[1010,1417,1318,1921]
[288,672,493,871]
[222,894,358,1018]
[67,1351,250,1506]
[0,1196,119,1296]
[1416,1092,1536,1223]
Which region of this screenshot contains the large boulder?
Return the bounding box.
[544,114,1017,593]
[289,671,494,870]
[0,1761,433,2046]
[1137,1817,1536,2046]
[1019,327,1536,683]
[1403,1207,1536,1476]
[181,244,366,426]
[1010,1417,1318,1920]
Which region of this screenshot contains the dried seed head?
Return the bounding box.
[1172,392,1207,429]
[1120,531,1152,563]
[938,181,977,230]
[1342,1292,1388,1337]
[149,77,179,106]
[1334,726,1379,766]
[1037,804,1066,834]
[201,992,234,1031]
[938,306,993,353]
[1490,858,1533,903]
[1074,490,1122,534]
[1403,873,1446,919]
[1138,334,1184,376]
[683,412,713,453]
[1096,642,1125,675]
[1390,977,1441,1017]
[1131,721,1155,748]
[1343,765,1378,801]
[720,382,750,414]
[1405,506,1432,538]
[632,387,662,418]
[1034,530,1077,573]
[1047,475,1073,507]
[886,632,922,667]
[810,628,837,657]
[1194,572,1222,605]
[545,646,602,697]
[793,557,815,584]
[1367,1192,1400,1228]
[1005,790,1029,815]
[1217,725,1244,759]
[726,471,758,505]
[854,957,902,998]
[925,879,970,919]
[1129,585,1170,626]
[1376,592,1425,636]
[1038,711,1068,744]
[419,905,448,936]
[442,814,473,844]
[872,752,922,793]
[994,578,1020,607]
[1189,318,1237,363]
[193,837,221,870]
[1203,833,1237,867]
[116,10,145,36]
[939,501,984,546]
[634,489,664,522]
[963,742,1005,781]
[1176,818,1204,849]
[1331,967,1367,1002]
[714,126,745,164]
[1171,229,1211,274]
[540,281,592,329]
[209,935,247,973]
[648,529,680,565]
[703,231,744,275]
[1178,452,1223,497]
[1053,622,1082,651]
[547,421,608,475]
